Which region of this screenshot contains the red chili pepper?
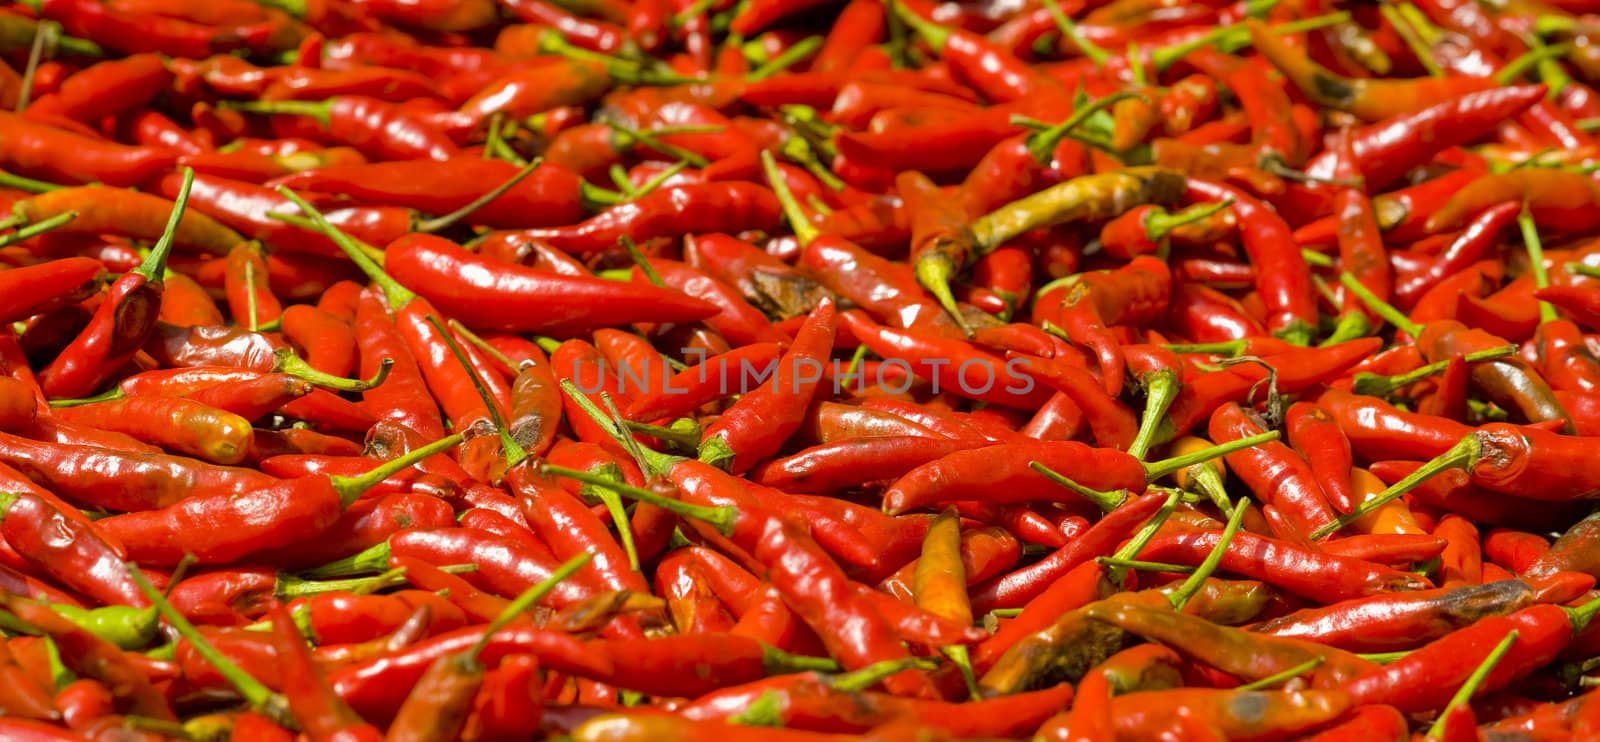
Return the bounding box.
[1428,169,1600,235]
[1186,178,1318,344]
[99,433,460,565]
[154,172,410,258]
[1183,46,1305,166]
[893,1,1058,105]
[1209,402,1338,536]
[377,233,721,333]
[272,159,589,229]
[516,181,781,254]
[843,313,1054,410]
[10,187,245,256]
[1284,402,1359,514]
[631,257,791,348]
[1098,200,1231,261]
[3,596,173,721]
[329,620,610,724]
[699,298,834,472]
[34,172,198,398]
[42,0,272,58]
[1256,578,1548,653]
[265,604,381,741]
[0,257,106,326]
[1138,528,1431,603]
[226,95,458,161]
[0,112,176,187]
[1161,339,1382,440]
[1346,601,1600,713]
[1032,255,1172,396]
[1367,459,1585,533]
[24,54,171,124]
[1250,20,1495,123]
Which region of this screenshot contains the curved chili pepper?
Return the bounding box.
[1345,601,1600,713]
[0,113,175,188]
[36,170,196,399]
[154,172,408,258]
[516,181,781,254]
[25,54,170,124]
[1209,402,1338,536]
[1427,169,1600,235]
[99,434,460,565]
[329,617,609,723]
[699,297,833,472]
[1249,20,1495,122]
[1183,46,1305,166]
[1415,319,1571,429]
[51,396,253,464]
[1187,178,1319,345]
[3,596,173,721]
[631,257,791,348]
[1254,578,1548,652]
[9,187,245,256]
[264,604,381,742]
[748,519,931,697]
[226,95,457,161]
[1088,596,1378,687]
[381,233,720,333]
[0,258,106,326]
[271,159,589,229]
[0,490,141,609]
[971,167,1185,254]
[1098,200,1230,261]
[1032,255,1171,396]
[625,343,782,423]
[1137,529,1431,602]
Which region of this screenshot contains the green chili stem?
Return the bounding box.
[1311,435,1478,539]
[1520,207,1559,324]
[1338,272,1421,336]
[1144,430,1279,480]
[129,567,292,726]
[1030,462,1126,512]
[1239,657,1325,691]
[1167,499,1249,610]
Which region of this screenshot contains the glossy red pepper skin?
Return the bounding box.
[701,299,835,473]
[1345,604,1584,713]
[382,234,718,334]
[330,623,611,724]
[1032,255,1171,397]
[516,182,782,254]
[0,112,176,187]
[1186,179,1318,344]
[0,258,106,326]
[25,54,172,124]
[154,172,412,258]
[1138,529,1432,603]
[1285,402,1360,514]
[42,0,279,58]
[270,160,587,228]
[241,95,459,161]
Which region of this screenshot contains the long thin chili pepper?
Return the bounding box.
[385,553,590,742]
[36,169,195,399]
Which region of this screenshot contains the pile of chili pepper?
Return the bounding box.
[14,0,1600,738]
